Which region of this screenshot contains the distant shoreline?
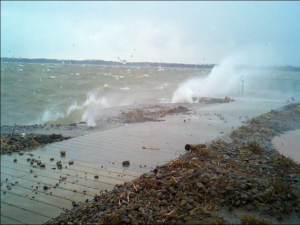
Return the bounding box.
[1,57,215,69]
[1,57,300,71]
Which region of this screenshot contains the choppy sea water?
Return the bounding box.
[0,63,211,126]
[1,62,299,126]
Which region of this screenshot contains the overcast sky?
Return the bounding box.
[1,1,300,66]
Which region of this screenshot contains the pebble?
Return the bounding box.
[246,183,253,188]
[241,193,249,200]
[180,200,187,206]
[153,206,160,211]
[240,184,247,190]
[235,200,241,206]
[226,186,234,191]
[247,204,255,210]
[122,161,130,166]
[156,174,163,179]
[196,182,205,189]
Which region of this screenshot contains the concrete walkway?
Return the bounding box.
[0,99,287,224]
[272,129,300,163]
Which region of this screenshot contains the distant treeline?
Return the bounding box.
[1,57,214,69]
[1,57,300,72]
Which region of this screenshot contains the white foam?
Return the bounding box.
[172,48,296,103]
[81,95,110,126]
[37,109,65,124]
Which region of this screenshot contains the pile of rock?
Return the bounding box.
[1,133,72,154]
[115,105,190,123]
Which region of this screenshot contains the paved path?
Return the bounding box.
[0,100,286,224]
[272,129,300,163]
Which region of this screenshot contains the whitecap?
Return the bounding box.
[49,76,56,79]
[120,87,130,90]
[97,84,110,91]
[37,109,65,124]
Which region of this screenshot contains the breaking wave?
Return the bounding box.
[172,48,298,103]
[38,92,110,126]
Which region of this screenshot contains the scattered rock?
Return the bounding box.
[122,161,130,166]
[185,143,206,151]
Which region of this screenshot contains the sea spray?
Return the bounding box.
[172,57,244,103]
[81,94,110,126]
[172,48,297,103]
[38,90,136,126]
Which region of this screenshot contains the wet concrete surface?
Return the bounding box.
[272,129,300,163]
[0,99,288,224]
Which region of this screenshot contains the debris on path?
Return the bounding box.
[43,103,300,224]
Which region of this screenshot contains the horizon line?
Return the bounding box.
[1,57,300,68]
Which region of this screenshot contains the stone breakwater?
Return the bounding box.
[103,97,233,124]
[0,133,73,155]
[44,103,300,225]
